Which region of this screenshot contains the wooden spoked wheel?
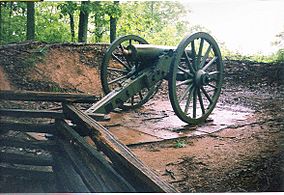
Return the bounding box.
[101,35,159,110]
[168,32,224,124]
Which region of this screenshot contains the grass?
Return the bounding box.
[22,45,49,69]
[50,86,63,92]
[175,139,187,148]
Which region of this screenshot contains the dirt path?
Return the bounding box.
[125,61,284,192]
[129,107,283,192]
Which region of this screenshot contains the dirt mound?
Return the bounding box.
[0,42,108,95]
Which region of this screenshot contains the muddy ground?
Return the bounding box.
[0,43,283,192]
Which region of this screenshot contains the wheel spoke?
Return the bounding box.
[202,56,218,71]
[119,43,133,67]
[176,79,193,87]
[178,66,194,77]
[201,86,213,104]
[108,75,128,85]
[191,41,196,70]
[197,88,205,114]
[178,83,193,103]
[208,71,220,81]
[184,51,196,74]
[139,92,143,100]
[207,83,217,89]
[192,87,197,118]
[197,38,204,69]
[131,96,134,106]
[184,85,194,113]
[112,53,131,70]
[107,67,128,73]
[119,44,124,52]
[200,45,212,68]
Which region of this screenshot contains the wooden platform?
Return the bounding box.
[0,90,177,193]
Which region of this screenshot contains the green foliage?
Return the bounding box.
[174,139,187,148]
[35,2,71,43]
[50,86,62,92]
[88,1,122,43]
[58,1,77,16]
[273,49,284,63]
[0,2,27,44]
[2,0,281,65]
[117,1,190,46]
[221,48,284,64]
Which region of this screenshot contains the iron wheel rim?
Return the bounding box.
[168,32,224,124]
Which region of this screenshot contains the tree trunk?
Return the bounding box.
[78,1,89,43]
[109,1,119,43]
[110,16,117,43]
[68,13,75,42]
[26,2,35,40]
[0,2,2,42]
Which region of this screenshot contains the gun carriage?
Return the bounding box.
[86,32,224,124]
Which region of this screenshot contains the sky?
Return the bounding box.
[182,0,284,55]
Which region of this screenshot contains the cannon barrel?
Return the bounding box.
[122,44,175,61]
[123,44,192,62]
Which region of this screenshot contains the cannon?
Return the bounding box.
[86,32,224,124]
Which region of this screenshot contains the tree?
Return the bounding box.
[109,1,120,43]
[117,1,189,45]
[58,2,77,42]
[35,2,70,43]
[26,2,35,40]
[78,1,90,42]
[0,2,26,44]
[0,2,2,42]
[87,1,121,43]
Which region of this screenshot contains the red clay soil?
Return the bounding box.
[29,48,103,95]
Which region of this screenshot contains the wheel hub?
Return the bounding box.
[195,70,210,86]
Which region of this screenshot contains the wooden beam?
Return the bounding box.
[0,108,64,118]
[0,90,100,103]
[0,165,55,181]
[0,122,56,134]
[62,104,178,193]
[0,152,53,166]
[56,120,136,192]
[0,137,57,151]
[52,150,90,193]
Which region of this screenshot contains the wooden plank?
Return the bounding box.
[56,120,136,192]
[52,150,90,193]
[0,136,57,151]
[0,108,64,118]
[62,104,178,193]
[0,165,54,181]
[0,122,56,134]
[0,151,53,166]
[0,90,100,103]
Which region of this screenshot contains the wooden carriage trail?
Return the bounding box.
[0,90,177,193]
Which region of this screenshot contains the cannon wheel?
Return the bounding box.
[101,35,159,110]
[168,32,224,124]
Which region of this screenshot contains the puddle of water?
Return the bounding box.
[100,100,255,145]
